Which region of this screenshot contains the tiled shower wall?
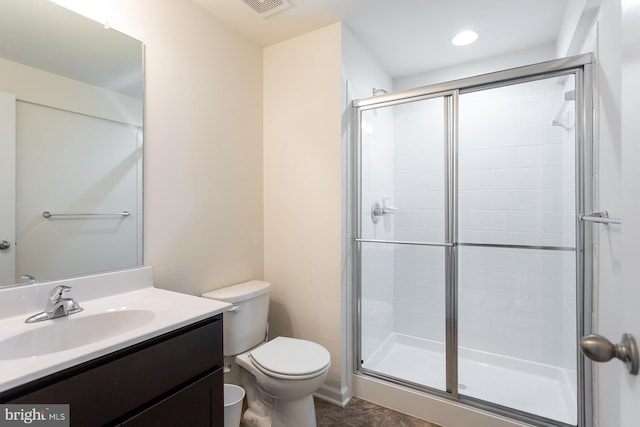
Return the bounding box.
[386,77,577,368]
[392,99,446,344]
[360,106,396,361]
[457,78,576,369]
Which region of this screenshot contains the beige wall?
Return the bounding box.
[73,0,265,296]
[263,23,344,389]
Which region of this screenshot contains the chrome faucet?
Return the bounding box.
[21,274,37,284]
[25,285,83,323]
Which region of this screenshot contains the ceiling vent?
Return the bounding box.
[241,0,292,18]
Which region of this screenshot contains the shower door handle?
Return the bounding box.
[580,333,639,375]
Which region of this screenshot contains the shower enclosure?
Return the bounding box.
[353,55,593,427]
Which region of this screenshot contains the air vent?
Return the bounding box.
[241,0,291,18]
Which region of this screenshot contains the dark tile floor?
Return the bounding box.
[239,396,442,427]
[315,397,442,427]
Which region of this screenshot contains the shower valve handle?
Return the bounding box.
[580,333,639,375]
[371,199,398,224]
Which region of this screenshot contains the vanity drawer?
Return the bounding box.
[5,314,223,426]
[119,368,223,427]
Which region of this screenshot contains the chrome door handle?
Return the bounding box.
[0,240,10,250]
[580,333,639,375]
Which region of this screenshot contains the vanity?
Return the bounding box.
[0,267,231,426]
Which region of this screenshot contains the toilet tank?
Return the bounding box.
[202,280,271,356]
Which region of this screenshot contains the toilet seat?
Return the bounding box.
[249,337,331,380]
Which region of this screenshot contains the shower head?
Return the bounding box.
[372,88,388,96]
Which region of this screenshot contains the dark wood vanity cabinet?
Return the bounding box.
[0,314,224,427]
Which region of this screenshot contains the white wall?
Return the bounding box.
[341,26,394,101]
[263,23,343,390]
[557,0,602,58]
[69,0,265,296]
[617,2,640,426]
[395,44,556,91]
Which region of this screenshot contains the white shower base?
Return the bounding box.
[362,333,577,425]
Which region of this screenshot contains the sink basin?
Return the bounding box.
[0,310,156,360]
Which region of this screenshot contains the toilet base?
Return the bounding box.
[240,366,319,427]
[272,395,316,427]
[243,395,316,427]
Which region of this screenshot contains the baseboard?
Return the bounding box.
[314,383,351,408]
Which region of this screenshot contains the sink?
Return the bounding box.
[0,267,232,394]
[0,310,156,360]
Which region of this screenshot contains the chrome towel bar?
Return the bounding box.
[42,211,130,219]
[579,211,622,225]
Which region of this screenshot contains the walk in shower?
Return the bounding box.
[353,55,593,427]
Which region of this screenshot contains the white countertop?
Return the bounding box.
[0,267,230,393]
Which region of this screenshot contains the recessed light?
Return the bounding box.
[452,30,478,46]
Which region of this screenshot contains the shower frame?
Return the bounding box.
[352,53,594,427]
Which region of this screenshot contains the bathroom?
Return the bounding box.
[0,0,638,426]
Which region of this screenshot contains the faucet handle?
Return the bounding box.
[48,285,72,302]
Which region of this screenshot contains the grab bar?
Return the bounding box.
[580,211,622,225]
[43,211,130,219]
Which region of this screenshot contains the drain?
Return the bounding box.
[458,383,467,390]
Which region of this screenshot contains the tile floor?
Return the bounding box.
[315,397,442,427]
[239,396,442,427]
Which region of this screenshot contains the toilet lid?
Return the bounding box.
[249,337,330,378]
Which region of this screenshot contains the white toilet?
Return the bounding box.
[202,280,331,427]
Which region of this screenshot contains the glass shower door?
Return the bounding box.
[354,56,592,427]
[357,94,451,392]
[457,75,578,425]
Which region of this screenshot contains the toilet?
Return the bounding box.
[202,280,331,427]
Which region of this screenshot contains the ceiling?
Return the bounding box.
[193,0,569,78]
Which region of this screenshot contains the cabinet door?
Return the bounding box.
[121,369,223,427]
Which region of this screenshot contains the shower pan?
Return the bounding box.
[352,54,593,427]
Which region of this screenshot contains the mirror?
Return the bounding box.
[0,0,144,287]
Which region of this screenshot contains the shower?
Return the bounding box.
[352,55,593,427]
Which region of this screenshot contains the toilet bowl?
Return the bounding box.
[202,281,331,427]
[237,337,330,427]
